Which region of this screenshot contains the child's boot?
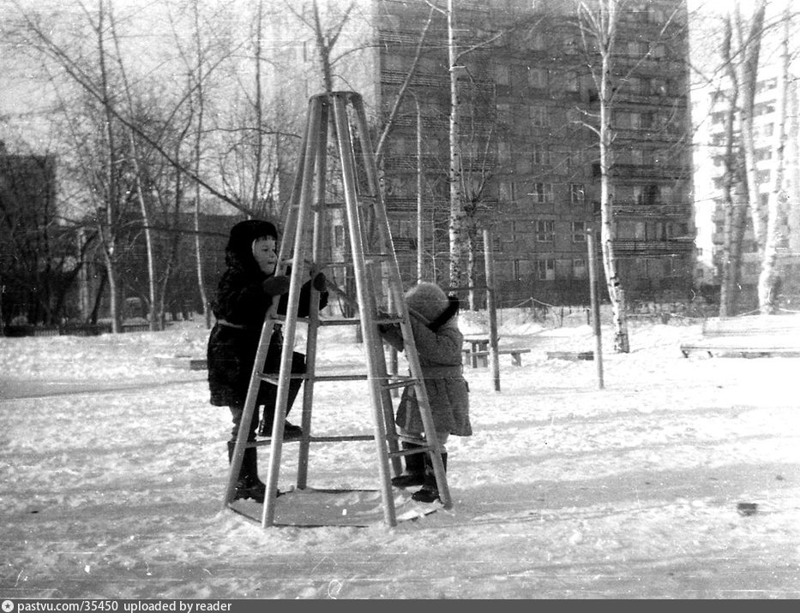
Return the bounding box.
[391,442,426,487]
[411,452,448,503]
[228,442,266,503]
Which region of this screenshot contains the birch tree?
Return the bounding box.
[758,0,790,313]
[578,0,630,352]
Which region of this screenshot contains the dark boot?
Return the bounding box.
[256,387,278,437]
[228,442,266,503]
[391,442,426,487]
[258,371,304,439]
[411,452,447,503]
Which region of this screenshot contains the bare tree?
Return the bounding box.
[578,0,630,352]
[758,0,790,313]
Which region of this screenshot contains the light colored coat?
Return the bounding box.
[380,304,472,437]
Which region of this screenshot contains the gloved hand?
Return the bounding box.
[262,275,291,296]
[312,271,327,292]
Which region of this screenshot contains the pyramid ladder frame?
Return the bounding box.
[222,91,451,527]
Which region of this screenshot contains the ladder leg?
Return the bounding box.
[261,96,325,528]
[296,98,330,490]
[351,93,452,510]
[332,93,397,527]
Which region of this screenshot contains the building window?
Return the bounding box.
[496,102,511,125]
[385,54,405,71]
[563,36,579,55]
[498,141,511,163]
[651,78,668,96]
[492,63,511,86]
[651,43,667,59]
[565,71,579,92]
[567,149,583,168]
[535,220,554,242]
[573,258,588,279]
[616,111,642,130]
[528,67,548,90]
[334,225,345,249]
[755,148,772,161]
[648,7,666,23]
[536,258,555,281]
[627,77,644,95]
[532,144,551,166]
[530,105,548,127]
[628,41,648,57]
[572,221,586,242]
[499,180,516,201]
[525,31,547,51]
[531,183,554,203]
[570,184,585,205]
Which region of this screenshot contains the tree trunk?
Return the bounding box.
[595,0,629,353]
[448,0,466,289]
[758,2,790,314]
[733,1,767,252]
[97,0,122,333]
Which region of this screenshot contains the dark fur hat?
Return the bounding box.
[224,219,278,266]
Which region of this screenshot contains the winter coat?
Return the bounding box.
[380,295,472,436]
[207,248,327,409]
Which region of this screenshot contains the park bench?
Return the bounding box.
[461,336,531,367]
[153,355,208,370]
[679,314,800,358]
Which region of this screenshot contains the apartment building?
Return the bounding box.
[266,0,695,306]
[694,70,800,307]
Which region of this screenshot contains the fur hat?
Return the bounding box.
[224,219,278,266]
[405,282,449,322]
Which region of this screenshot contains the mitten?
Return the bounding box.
[312,271,327,292]
[262,275,290,296]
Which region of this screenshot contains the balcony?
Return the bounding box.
[612,202,692,219]
[614,238,694,255]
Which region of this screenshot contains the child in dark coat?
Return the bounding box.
[207,219,328,502]
[379,282,471,503]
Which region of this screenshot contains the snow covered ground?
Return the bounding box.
[1,310,799,599]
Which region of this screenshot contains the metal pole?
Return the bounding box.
[416,95,424,283]
[483,229,500,392]
[587,228,604,390]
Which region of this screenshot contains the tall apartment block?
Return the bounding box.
[267,0,694,306]
[693,68,800,308]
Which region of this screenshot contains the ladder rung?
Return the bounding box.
[382,376,418,390]
[260,373,413,384]
[250,434,375,446]
[314,315,403,326]
[389,446,434,458]
[259,373,371,384]
[259,374,307,385]
[312,374,369,382]
[316,317,361,326]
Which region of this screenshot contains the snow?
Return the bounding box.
[1,311,799,599]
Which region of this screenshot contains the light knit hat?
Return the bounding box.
[405,282,449,322]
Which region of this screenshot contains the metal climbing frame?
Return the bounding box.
[222,91,451,527]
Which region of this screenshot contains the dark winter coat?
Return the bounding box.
[380,296,472,436]
[207,225,327,408]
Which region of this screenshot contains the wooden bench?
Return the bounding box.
[461,347,531,367]
[679,314,800,358]
[154,356,208,370]
[546,351,594,361]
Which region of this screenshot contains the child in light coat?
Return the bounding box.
[379,282,471,503]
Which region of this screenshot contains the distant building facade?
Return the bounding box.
[267,0,696,307]
[693,68,800,308]
[0,142,59,325]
